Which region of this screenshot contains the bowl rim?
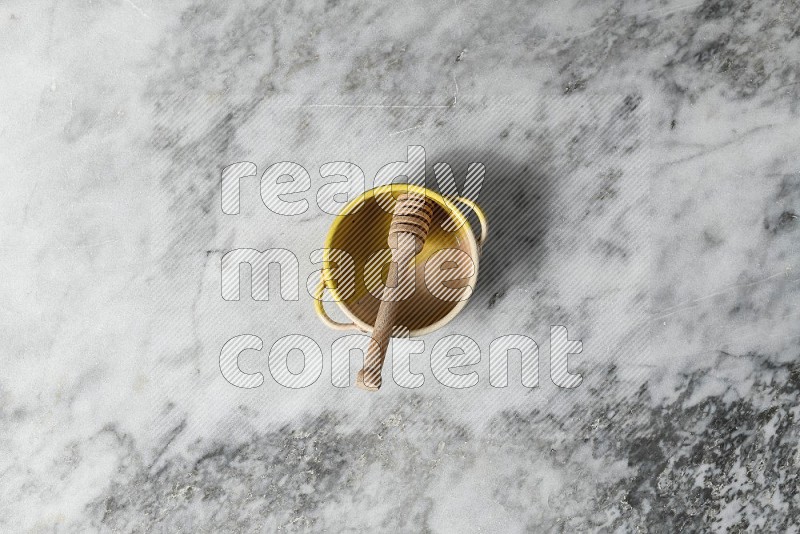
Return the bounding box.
[322,183,480,336]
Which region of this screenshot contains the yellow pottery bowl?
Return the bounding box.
[314,184,488,336]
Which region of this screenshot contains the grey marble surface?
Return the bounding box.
[2,0,799,531]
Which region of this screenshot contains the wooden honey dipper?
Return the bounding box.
[356,192,434,391]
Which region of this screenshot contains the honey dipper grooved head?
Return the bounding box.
[388,193,434,253]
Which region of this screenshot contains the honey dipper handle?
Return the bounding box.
[356,232,418,391]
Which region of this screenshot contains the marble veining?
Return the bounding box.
[2,0,799,531]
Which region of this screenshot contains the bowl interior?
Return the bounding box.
[327,191,476,333]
